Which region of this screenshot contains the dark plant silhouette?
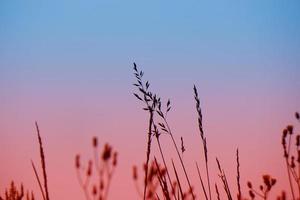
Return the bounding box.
[133,63,196,199]
[193,85,212,200]
[31,122,50,200]
[247,175,276,200]
[1,65,299,200]
[75,137,117,200]
[280,112,300,200]
[133,63,158,200]
[0,181,34,200]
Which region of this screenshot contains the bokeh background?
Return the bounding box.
[1,0,300,199]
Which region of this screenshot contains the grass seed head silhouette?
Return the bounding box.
[0,182,35,200]
[75,137,118,200]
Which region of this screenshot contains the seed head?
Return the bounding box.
[93,137,98,148]
[263,174,271,189]
[113,152,118,166]
[249,190,255,199]
[247,181,252,189]
[102,143,112,161]
[283,129,288,138]
[100,180,104,191]
[92,185,97,196]
[291,156,296,168]
[287,125,294,135]
[259,185,264,191]
[132,166,138,180]
[87,160,92,176]
[75,154,80,169]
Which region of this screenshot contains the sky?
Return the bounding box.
[1,0,300,199]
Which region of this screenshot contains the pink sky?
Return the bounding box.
[1,1,300,199]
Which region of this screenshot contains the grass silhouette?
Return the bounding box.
[0,182,34,200]
[131,63,299,200]
[31,122,50,200]
[75,137,118,200]
[0,64,299,200]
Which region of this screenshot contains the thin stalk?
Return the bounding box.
[31,161,46,200]
[193,85,212,200]
[143,109,154,200]
[155,136,178,200]
[298,145,300,197]
[196,162,208,200]
[250,189,264,199]
[35,122,50,200]
[215,184,220,200]
[223,170,233,200]
[204,158,212,200]
[236,149,241,200]
[171,160,184,200]
[154,157,171,200]
[103,162,115,200]
[286,134,296,200]
[76,169,91,200]
[164,119,195,199]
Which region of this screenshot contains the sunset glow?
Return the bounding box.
[1,1,300,199]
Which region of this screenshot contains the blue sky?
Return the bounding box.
[1,1,300,78]
[1,0,300,119]
[1,0,300,124]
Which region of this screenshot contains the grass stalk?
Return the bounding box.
[286,134,296,200]
[196,162,208,200]
[171,160,184,200]
[193,85,212,200]
[31,161,46,200]
[163,118,195,199]
[236,149,241,200]
[154,125,177,200]
[35,122,50,200]
[143,109,154,200]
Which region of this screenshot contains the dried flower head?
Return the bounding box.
[132,166,138,180]
[282,129,288,147]
[87,160,92,176]
[263,175,271,189]
[102,143,112,161]
[287,125,294,135]
[113,152,118,166]
[75,154,80,169]
[92,185,97,196]
[249,190,255,198]
[283,129,288,138]
[100,180,104,191]
[291,156,296,168]
[296,135,300,146]
[93,137,98,148]
[259,185,264,191]
[247,181,252,189]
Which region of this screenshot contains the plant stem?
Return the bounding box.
[155,136,178,200]
[286,134,296,200]
[164,119,196,200]
[143,109,154,200]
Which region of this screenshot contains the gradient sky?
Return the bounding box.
[1,0,300,199]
